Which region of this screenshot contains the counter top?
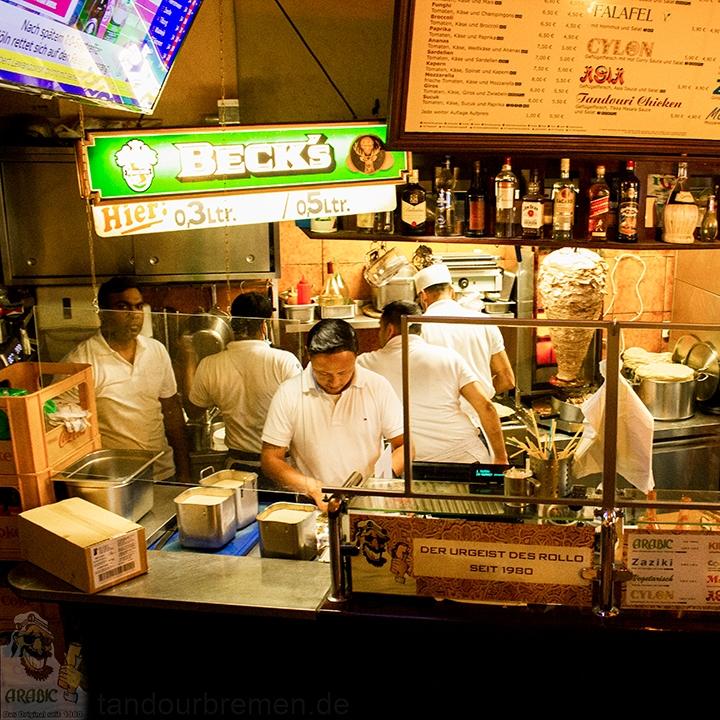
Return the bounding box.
[8,552,331,618]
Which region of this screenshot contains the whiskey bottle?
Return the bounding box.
[552,158,577,242]
[399,169,427,236]
[435,155,458,237]
[520,169,544,240]
[495,157,519,238]
[587,165,611,241]
[618,159,640,243]
[465,160,485,237]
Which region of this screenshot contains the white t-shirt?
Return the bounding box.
[357,335,490,463]
[422,298,505,401]
[262,364,404,487]
[63,332,178,480]
[189,339,302,454]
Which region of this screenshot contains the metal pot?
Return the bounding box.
[635,376,696,421]
[371,277,416,310]
[184,313,233,360]
[550,394,585,424]
[685,340,720,404]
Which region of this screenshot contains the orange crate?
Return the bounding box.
[0,362,100,476]
[0,470,54,560]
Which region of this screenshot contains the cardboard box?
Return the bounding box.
[18,497,148,593]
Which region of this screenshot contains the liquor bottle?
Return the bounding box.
[373,210,394,234]
[399,169,427,236]
[520,168,544,240]
[435,155,457,237]
[75,0,109,34]
[495,157,519,238]
[356,212,375,234]
[465,160,485,237]
[618,159,640,243]
[663,161,699,244]
[552,158,577,242]
[319,261,347,306]
[700,196,718,242]
[587,165,611,241]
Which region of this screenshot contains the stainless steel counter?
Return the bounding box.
[9,480,331,617]
[8,552,330,617]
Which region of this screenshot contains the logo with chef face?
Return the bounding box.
[114,139,159,192]
[9,612,55,681]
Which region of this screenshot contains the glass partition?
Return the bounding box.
[24,300,720,613]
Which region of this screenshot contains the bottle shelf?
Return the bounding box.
[301,228,720,250]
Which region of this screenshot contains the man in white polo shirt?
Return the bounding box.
[414,262,515,402]
[62,276,190,481]
[186,291,302,472]
[261,319,407,511]
[357,300,508,465]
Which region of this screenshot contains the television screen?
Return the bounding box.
[0,0,202,113]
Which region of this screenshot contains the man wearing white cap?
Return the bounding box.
[414,263,515,406]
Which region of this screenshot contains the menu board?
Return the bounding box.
[390,0,720,151]
[623,529,720,611]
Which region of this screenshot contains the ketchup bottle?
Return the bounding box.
[296,276,311,305]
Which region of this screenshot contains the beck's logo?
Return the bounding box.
[114,139,159,192]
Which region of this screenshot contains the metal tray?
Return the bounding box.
[53,449,161,522]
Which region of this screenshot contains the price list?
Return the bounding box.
[403,0,720,140]
[623,530,720,611]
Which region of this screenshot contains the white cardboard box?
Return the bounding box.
[19,497,148,593]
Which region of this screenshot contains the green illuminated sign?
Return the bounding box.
[81,122,408,202]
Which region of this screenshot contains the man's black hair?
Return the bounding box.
[230,292,273,337]
[381,300,422,336]
[306,319,358,355]
[97,276,141,309]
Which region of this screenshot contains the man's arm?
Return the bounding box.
[261,442,327,511]
[490,350,515,395]
[460,381,509,464]
[160,394,192,482]
[388,434,412,477]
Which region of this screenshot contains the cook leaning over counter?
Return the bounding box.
[261,318,410,512]
[357,300,508,465]
[61,277,191,482]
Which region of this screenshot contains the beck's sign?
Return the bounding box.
[78,122,409,203]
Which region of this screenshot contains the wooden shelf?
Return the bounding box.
[301,228,719,250]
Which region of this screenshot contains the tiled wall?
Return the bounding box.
[278,222,679,353]
[277,221,520,301]
[602,249,677,352]
[673,249,720,349]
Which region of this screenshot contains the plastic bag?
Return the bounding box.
[573,361,655,493]
[46,402,91,434]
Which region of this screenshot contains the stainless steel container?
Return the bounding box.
[636,377,696,421]
[52,449,161,522]
[256,502,317,560]
[199,469,258,529]
[174,486,237,549]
